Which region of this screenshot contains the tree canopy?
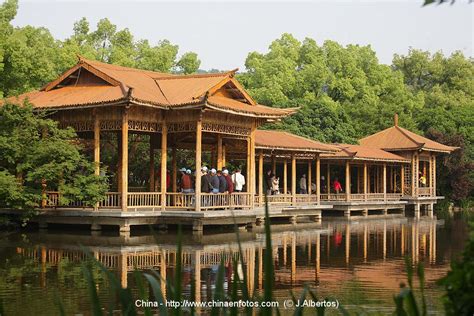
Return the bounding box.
[0,102,108,218]
[239,34,473,203]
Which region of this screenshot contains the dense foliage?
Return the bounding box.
[0,0,472,204]
[239,34,473,204]
[0,102,108,217]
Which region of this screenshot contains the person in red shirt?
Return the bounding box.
[223,169,234,193]
[333,177,343,194]
[180,168,194,193]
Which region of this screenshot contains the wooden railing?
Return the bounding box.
[386,193,403,201]
[350,194,366,201]
[367,193,385,201]
[44,189,411,211]
[200,192,252,210]
[166,193,194,209]
[45,192,121,208]
[320,193,347,201]
[99,192,121,208]
[295,194,319,204]
[127,192,161,209]
[417,187,434,197]
[254,194,293,206]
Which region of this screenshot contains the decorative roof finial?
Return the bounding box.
[394,113,399,126]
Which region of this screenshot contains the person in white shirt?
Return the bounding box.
[299,174,307,194]
[232,168,246,192]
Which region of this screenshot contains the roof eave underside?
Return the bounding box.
[255,145,336,154]
[320,156,410,163]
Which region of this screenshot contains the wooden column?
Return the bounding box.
[217,134,223,170]
[259,151,264,202]
[316,155,320,204]
[428,154,432,196]
[222,144,226,168]
[249,123,256,205]
[149,136,155,192]
[432,155,436,196]
[93,113,100,176]
[195,120,202,211]
[283,159,288,194]
[172,147,177,193]
[327,164,331,194]
[120,109,128,211]
[383,163,387,201]
[117,132,122,191]
[161,122,168,210]
[363,163,368,201]
[291,155,296,204]
[307,160,312,195]
[345,161,350,201]
[272,155,276,175]
[411,153,416,197]
[401,165,405,195]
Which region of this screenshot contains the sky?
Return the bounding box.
[11,0,473,71]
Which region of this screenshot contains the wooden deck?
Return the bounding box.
[1,188,443,235]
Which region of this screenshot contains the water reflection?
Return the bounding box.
[0,217,468,315]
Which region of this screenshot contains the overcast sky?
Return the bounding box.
[11,0,473,71]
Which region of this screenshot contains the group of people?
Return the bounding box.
[264,170,346,195]
[178,166,246,194]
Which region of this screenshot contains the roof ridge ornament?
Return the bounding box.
[228,68,239,78]
[394,113,399,126]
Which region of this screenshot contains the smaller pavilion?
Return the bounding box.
[360,114,458,214]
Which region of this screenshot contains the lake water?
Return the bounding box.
[0,216,469,315]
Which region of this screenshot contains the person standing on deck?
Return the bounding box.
[419,172,427,187]
[200,167,212,193]
[180,168,193,193]
[223,169,234,193]
[210,169,220,194]
[232,168,245,192]
[333,177,343,194]
[272,176,280,194]
[265,170,273,196]
[299,174,307,194]
[217,170,227,193]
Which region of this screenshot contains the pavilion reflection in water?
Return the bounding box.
[16,218,440,302]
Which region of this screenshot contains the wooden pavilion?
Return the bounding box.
[3,57,457,232]
[359,115,457,215]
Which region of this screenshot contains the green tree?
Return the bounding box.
[176,52,201,74]
[0,102,108,218]
[0,26,59,96]
[135,39,179,72]
[393,49,474,203]
[0,0,18,97]
[240,34,420,143]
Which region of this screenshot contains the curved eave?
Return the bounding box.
[204,102,295,119]
[383,146,458,154]
[420,147,459,154]
[20,97,131,111]
[255,145,336,154]
[320,156,410,164]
